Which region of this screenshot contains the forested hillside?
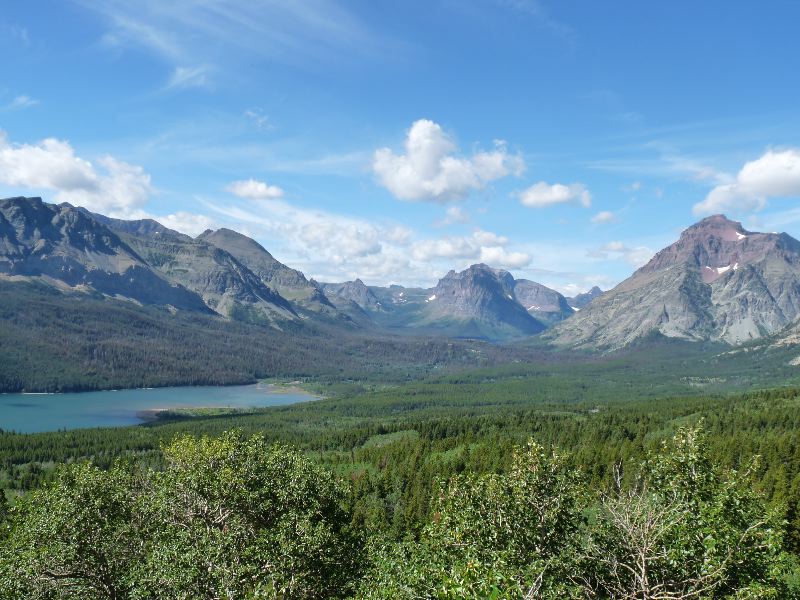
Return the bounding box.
[0,281,506,392]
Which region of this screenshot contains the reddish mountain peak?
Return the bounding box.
[680,214,748,242]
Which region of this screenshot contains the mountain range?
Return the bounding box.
[2,196,800,355]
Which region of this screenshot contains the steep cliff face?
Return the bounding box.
[550,215,800,349]
[0,197,210,312]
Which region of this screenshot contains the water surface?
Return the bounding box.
[0,384,316,433]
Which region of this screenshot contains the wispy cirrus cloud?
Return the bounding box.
[76,0,398,87]
[493,0,576,45]
[162,65,213,92]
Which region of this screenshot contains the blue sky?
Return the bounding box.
[1,0,800,293]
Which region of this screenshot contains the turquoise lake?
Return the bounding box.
[0,384,317,433]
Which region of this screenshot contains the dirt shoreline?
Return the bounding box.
[135,384,319,423]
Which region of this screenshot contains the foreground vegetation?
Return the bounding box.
[3,327,800,597]
[1,425,796,598]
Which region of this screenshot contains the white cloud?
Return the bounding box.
[373,119,524,202]
[412,236,479,261]
[589,241,654,267]
[591,210,617,224]
[2,95,39,110]
[438,205,470,226]
[226,178,285,200]
[0,131,152,217]
[244,108,272,132]
[519,181,591,208]
[411,229,530,269]
[384,225,413,245]
[164,65,212,91]
[208,199,389,271]
[82,0,394,72]
[694,149,800,215]
[622,181,641,193]
[478,246,531,269]
[156,211,217,236]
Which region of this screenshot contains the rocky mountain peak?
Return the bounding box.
[636,214,788,282]
[550,214,800,349]
[685,214,745,235]
[426,263,544,337]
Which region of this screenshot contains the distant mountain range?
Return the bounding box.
[0,196,585,340]
[3,196,800,354]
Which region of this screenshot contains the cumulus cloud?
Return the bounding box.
[226,178,285,200]
[0,131,152,217]
[209,199,387,268]
[588,241,654,267]
[591,210,617,224]
[411,229,530,269]
[519,181,592,208]
[694,148,800,215]
[478,246,531,269]
[156,211,217,236]
[373,119,524,202]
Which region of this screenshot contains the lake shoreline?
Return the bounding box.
[0,383,320,434]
